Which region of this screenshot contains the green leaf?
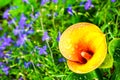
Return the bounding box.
[108,38,120,62]
[0,0,11,8]
[108,38,120,80]
[99,53,113,68]
[65,70,102,80]
[110,63,120,80]
[44,77,53,80]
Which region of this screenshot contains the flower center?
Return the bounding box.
[78,50,93,64]
[81,51,92,60]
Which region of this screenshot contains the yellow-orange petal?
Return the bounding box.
[59,22,107,73]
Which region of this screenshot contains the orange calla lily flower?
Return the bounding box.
[59,22,107,74]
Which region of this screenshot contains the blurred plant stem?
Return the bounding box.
[52,12,55,30]
[39,9,55,65]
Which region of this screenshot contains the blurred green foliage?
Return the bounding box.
[0,0,11,8]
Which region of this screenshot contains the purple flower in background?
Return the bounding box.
[24,62,31,68]
[58,58,66,62]
[26,28,34,35]
[84,0,94,10]
[36,63,41,67]
[19,76,23,80]
[80,1,85,6]
[3,9,10,19]
[41,0,50,6]
[31,12,40,19]
[34,12,40,19]
[22,0,29,3]
[18,14,27,28]
[47,12,58,17]
[0,62,3,67]
[56,31,61,41]
[0,46,5,51]
[2,66,10,75]
[0,27,2,30]
[19,23,34,35]
[8,18,16,25]
[111,0,116,2]
[42,31,50,41]
[13,27,21,35]
[39,45,47,55]
[2,37,12,47]
[16,34,27,46]
[54,12,58,17]
[67,6,73,15]
[30,14,34,19]
[0,51,4,58]
[0,36,12,50]
[52,0,58,4]
[4,50,12,59]
[8,20,14,25]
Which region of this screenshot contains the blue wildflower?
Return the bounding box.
[25,23,32,29]
[26,28,34,35]
[42,31,50,41]
[8,18,16,25]
[16,34,27,46]
[38,45,47,55]
[2,66,10,75]
[41,0,50,6]
[67,6,73,15]
[4,50,12,59]
[2,37,12,47]
[22,0,29,3]
[0,51,4,58]
[56,31,61,41]
[3,9,10,19]
[24,62,31,68]
[52,0,58,4]
[18,14,27,28]
[13,26,21,35]
[79,1,85,6]
[30,12,40,19]
[54,12,58,17]
[0,46,5,51]
[30,14,34,19]
[111,0,116,2]
[24,23,34,35]
[47,12,57,17]
[58,58,66,62]
[0,36,12,50]
[8,20,14,25]
[0,62,3,67]
[36,63,42,67]
[84,0,94,10]
[19,76,23,80]
[34,12,40,19]
[0,27,2,30]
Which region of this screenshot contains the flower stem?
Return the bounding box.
[40,11,55,64]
